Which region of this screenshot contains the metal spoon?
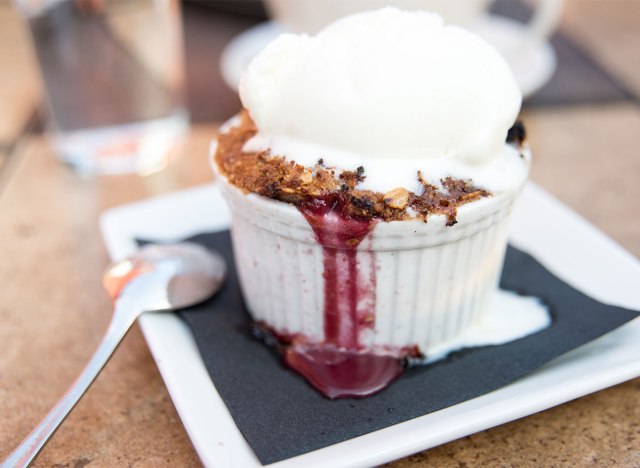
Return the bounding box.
[2,243,227,468]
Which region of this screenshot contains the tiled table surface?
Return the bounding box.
[1,1,639,467]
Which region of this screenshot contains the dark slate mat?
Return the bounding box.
[140,231,640,465]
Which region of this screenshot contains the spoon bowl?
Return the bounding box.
[104,242,227,310]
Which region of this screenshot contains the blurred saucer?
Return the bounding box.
[469,14,557,99]
[220,14,556,98]
[220,21,282,93]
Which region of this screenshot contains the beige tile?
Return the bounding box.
[0,5,41,143]
[523,103,640,258]
[387,379,640,468]
[561,0,640,97]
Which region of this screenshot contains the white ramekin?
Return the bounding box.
[212,153,520,358]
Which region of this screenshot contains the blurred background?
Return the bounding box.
[1,1,638,175]
[0,1,639,467]
[1,0,638,180]
[2,0,638,169]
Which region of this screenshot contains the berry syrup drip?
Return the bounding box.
[299,194,375,348]
[289,193,404,399]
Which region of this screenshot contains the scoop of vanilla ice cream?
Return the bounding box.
[240,8,521,165]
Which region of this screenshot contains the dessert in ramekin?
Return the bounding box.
[211,8,533,398]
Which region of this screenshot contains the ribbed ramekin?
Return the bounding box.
[212,157,519,358]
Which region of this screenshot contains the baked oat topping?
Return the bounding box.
[215,112,508,225]
[383,188,409,210]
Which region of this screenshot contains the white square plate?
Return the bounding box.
[100,182,640,467]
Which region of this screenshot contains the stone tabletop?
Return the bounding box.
[0,1,639,467]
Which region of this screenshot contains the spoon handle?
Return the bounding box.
[2,298,141,468]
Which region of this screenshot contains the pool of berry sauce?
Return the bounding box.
[270,193,406,399]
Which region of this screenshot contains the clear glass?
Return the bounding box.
[16,0,189,176]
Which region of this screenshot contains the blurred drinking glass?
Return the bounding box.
[15,0,189,176]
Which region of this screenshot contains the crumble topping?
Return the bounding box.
[215,112,525,225]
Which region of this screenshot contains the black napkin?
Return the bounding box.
[140,231,639,465]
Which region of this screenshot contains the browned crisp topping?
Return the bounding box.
[383,187,409,210]
[215,111,491,225]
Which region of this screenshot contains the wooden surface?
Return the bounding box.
[1,1,639,467]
